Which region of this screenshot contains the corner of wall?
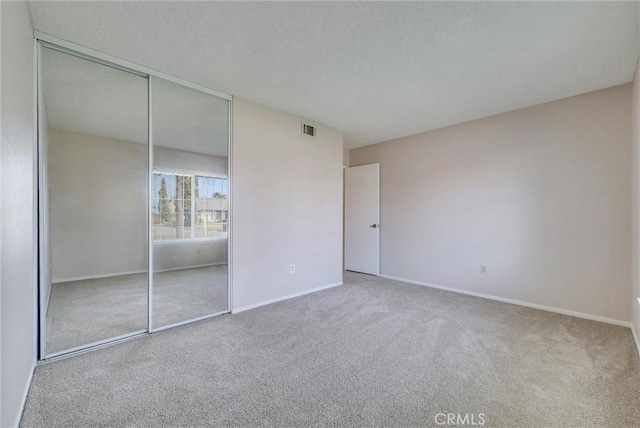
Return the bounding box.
[1,1,38,426]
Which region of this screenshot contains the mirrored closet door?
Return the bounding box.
[151,77,229,329]
[38,40,231,359]
[40,46,150,355]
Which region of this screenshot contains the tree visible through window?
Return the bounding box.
[153,172,228,241]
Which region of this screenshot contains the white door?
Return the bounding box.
[345,163,379,275]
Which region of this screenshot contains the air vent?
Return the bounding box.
[302,122,316,137]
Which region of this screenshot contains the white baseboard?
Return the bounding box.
[14,361,35,428]
[156,263,227,274]
[232,281,343,314]
[54,269,148,283]
[632,325,640,358]
[53,262,227,284]
[378,273,631,328]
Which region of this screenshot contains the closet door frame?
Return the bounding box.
[35,33,233,362]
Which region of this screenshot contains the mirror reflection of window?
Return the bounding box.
[195,175,228,239]
[153,172,228,241]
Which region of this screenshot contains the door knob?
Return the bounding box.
[370,224,378,228]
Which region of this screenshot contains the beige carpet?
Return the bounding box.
[46,265,228,354]
[24,272,639,427]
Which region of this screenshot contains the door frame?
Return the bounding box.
[344,163,380,276]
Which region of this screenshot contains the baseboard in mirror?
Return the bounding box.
[378,273,632,328]
[52,262,227,284]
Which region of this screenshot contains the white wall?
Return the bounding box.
[0,2,36,427]
[632,61,640,348]
[350,84,632,323]
[49,129,228,282]
[49,129,147,281]
[232,99,344,311]
[155,145,227,175]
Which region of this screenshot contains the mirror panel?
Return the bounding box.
[151,77,229,328]
[42,47,149,354]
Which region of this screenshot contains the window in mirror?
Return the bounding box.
[194,175,228,239]
[153,172,228,241]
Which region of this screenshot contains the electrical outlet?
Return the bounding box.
[290,264,295,274]
[480,265,487,274]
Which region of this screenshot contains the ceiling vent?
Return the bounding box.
[302,122,316,138]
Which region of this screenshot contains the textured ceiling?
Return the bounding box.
[29,1,639,149]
